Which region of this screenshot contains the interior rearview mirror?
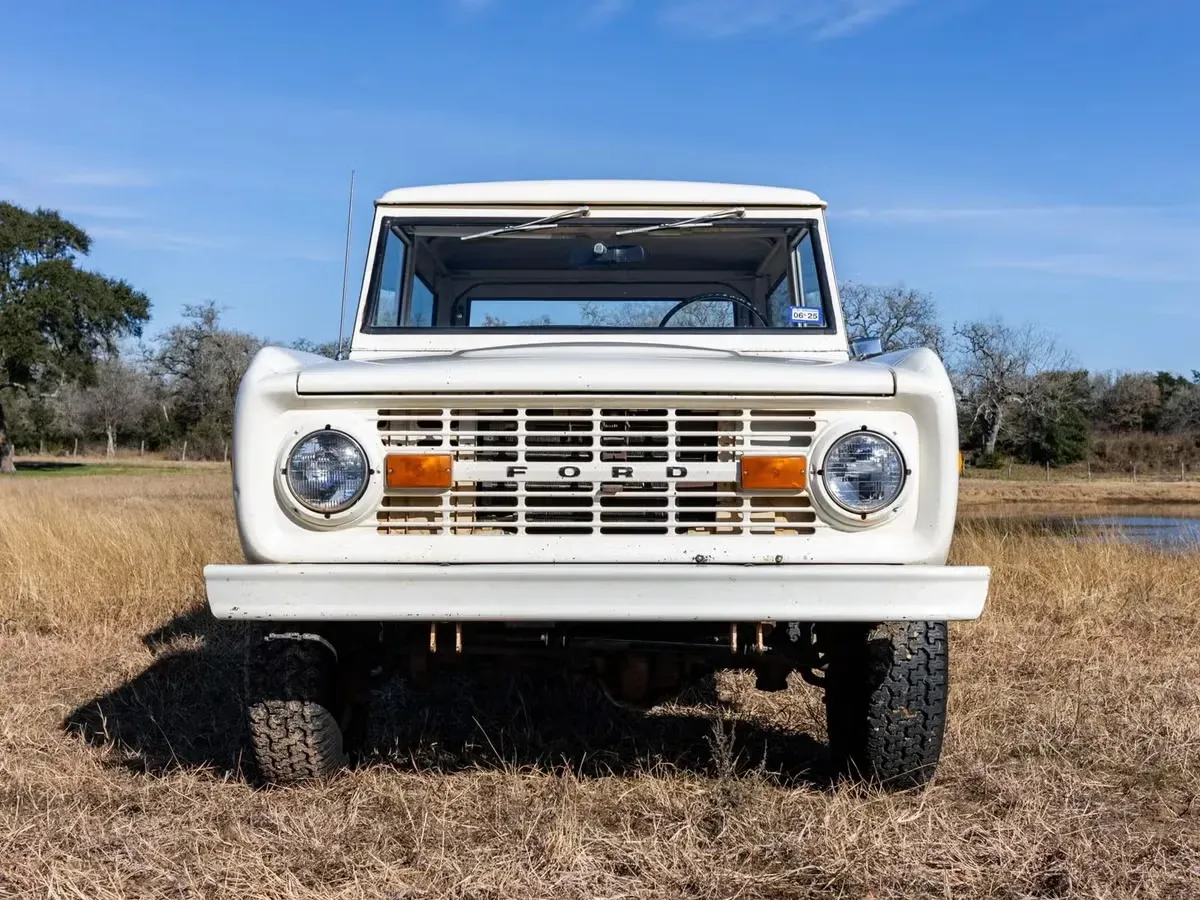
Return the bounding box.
[570,242,647,267]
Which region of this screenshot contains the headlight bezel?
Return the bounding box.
[810,426,911,527]
[277,426,377,525]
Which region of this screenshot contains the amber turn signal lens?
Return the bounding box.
[740,455,808,491]
[385,454,452,489]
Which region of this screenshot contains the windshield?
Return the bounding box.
[364,218,830,332]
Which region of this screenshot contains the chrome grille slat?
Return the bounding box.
[376,403,818,537]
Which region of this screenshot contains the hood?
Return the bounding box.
[295,342,895,396]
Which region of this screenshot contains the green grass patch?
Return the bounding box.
[12,462,195,478]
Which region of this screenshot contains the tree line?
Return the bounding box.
[0,203,334,470]
[842,283,1200,472]
[1,203,1197,472]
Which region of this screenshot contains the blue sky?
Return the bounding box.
[1,0,1197,372]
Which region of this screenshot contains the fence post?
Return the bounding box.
[223,442,228,463]
[72,437,78,457]
[1133,463,1138,483]
[1087,460,1091,481]
[181,440,188,462]
[140,440,145,457]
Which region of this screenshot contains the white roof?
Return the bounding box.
[376,180,825,209]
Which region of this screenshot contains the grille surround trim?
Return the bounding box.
[375,402,821,537]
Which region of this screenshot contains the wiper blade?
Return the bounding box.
[460,206,590,241]
[614,207,745,236]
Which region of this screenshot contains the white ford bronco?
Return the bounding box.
[205,180,989,786]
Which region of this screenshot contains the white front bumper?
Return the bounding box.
[204,564,989,622]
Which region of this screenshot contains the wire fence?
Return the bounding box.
[963,461,1199,484]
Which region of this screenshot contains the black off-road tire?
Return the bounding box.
[245,634,348,785]
[823,621,948,790]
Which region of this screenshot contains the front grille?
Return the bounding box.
[375,404,818,536]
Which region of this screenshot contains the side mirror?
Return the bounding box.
[849,336,884,360]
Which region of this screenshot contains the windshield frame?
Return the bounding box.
[358,215,839,338]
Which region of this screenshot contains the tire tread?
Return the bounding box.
[825,621,948,789]
[245,637,347,784]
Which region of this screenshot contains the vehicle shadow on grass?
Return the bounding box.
[63,607,826,786]
[62,608,250,778]
[359,670,826,786]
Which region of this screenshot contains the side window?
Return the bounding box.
[795,231,822,309]
[407,275,435,326]
[371,228,406,327]
[765,229,825,327]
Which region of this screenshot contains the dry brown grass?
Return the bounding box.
[0,471,241,631]
[1,471,1198,898]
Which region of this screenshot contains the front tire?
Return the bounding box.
[245,634,349,784]
[823,621,948,789]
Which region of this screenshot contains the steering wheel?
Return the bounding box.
[657,292,770,328]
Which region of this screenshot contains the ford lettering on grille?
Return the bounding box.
[375,402,819,537]
[503,464,691,480]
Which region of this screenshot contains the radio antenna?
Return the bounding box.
[336,169,356,361]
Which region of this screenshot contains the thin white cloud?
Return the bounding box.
[58,203,146,221]
[837,204,1156,223]
[0,184,147,222]
[587,0,630,23]
[814,0,912,38]
[1148,301,1200,322]
[48,167,157,188]
[447,0,911,36]
[88,224,224,253]
[84,223,340,262]
[0,138,161,194]
[660,0,915,39]
[979,254,1200,283]
[840,200,1200,284]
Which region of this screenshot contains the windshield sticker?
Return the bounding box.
[790,306,824,326]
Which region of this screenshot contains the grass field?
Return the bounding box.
[0,470,1198,898]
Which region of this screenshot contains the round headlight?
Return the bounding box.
[286,430,369,514]
[821,432,906,514]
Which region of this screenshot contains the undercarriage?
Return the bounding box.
[350,620,829,709]
[245,618,949,790]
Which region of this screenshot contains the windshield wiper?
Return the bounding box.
[614,207,745,236]
[460,206,591,242]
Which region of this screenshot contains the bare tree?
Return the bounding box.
[1161,383,1200,434]
[290,338,340,358]
[839,283,945,355]
[77,358,153,457]
[151,302,262,452]
[953,319,1071,456]
[1094,372,1161,434]
[580,299,733,328]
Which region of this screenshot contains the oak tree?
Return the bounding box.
[0,202,150,472]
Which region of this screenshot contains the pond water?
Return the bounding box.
[962,504,1200,550]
